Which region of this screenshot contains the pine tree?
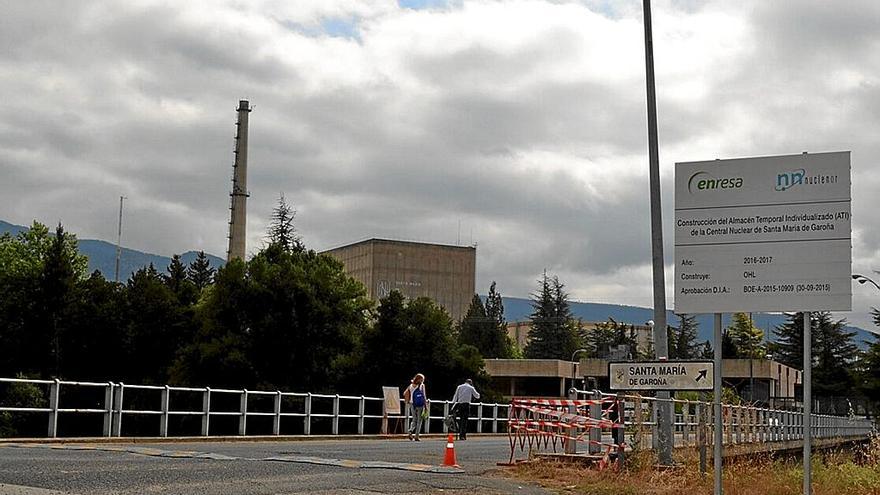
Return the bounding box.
[484,281,513,358]
[524,274,581,360]
[267,193,304,253]
[812,311,859,397]
[672,314,700,359]
[727,312,765,358]
[164,255,197,305]
[584,319,637,359]
[772,313,814,369]
[858,309,880,414]
[459,289,512,359]
[187,251,216,291]
[700,340,713,359]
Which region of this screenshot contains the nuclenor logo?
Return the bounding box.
[775,169,806,191]
[687,171,744,194]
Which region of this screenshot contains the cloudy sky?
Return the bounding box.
[2,0,879,331]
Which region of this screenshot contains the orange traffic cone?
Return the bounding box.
[443,433,459,467]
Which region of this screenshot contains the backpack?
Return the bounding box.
[412,385,426,407]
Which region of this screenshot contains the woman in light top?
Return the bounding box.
[404,373,428,441]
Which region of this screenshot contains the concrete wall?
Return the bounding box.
[323,238,476,322]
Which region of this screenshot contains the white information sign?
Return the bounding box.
[609,361,714,391]
[675,152,851,313]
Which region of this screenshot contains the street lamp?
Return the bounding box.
[571,348,589,391]
[852,273,880,291]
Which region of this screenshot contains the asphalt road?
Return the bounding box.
[0,437,550,495]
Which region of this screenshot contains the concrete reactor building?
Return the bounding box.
[322,238,476,322]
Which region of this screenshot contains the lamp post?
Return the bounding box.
[852,273,880,291]
[571,348,589,391]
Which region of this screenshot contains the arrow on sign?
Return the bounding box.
[695,369,708,382]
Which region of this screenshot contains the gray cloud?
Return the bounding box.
[1,0,879,331]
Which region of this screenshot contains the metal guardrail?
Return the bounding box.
[571,389,875,451]
[0,377,510,438]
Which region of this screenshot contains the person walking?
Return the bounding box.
[451,379,480,440]
[404,373,428,441]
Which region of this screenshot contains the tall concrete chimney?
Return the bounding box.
[227,100,251,261]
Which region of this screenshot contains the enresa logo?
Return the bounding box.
[775,169,805,191]
[687,171,744,194]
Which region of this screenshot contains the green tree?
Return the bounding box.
[812,311,859,398]
[484,281,515,357]
[267,193,304,253]
[669,314,700,359]
[584,319,638,359]
[187,251,216,291]
[459,292,511,359]
[524,274,582,360]
[727,312,765,358]
[700,340,713,359]
[164,254,198,306]
[771,313,814,369]
[123,264,191,383]
[857,309,880,414]
[358,291,485,396]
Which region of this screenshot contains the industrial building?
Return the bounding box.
[322,238,476,322]
[484,358,802,408]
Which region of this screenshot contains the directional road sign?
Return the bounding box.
[608,361,714,391]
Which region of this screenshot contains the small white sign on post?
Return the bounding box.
[675,151,851,314]
[609,361,714,391]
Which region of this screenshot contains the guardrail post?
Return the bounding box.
[47,378,60,438]
[476,402,483,433]
[332,395,340,435]
[492,404,499,433]
[443,402,450,433]
[239,389,248,436]
[682,403,690,446]
[273,391,282,435]
[424,401,431,434]
[113,383,124,437]
[201,387,211,436]
[103,382,114,437]
[589,390,601,454]
[160,385,170,437]
[357,396,365,435]
[565,388,577,454]
[304,393,312,435]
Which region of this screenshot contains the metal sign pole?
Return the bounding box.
[803,311,812,495]
[714,313,723,495]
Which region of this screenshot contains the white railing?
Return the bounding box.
[0,377,510,439]
[571,389,875,452]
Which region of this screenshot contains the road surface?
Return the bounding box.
[0,436,549,495]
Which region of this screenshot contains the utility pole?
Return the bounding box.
[641,0,673,466]
[114,196,125,283]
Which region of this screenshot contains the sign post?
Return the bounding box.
[674,151,851,495]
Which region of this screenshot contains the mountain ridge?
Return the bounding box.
[1,220,225,281]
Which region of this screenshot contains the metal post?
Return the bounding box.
[201,387,211,436]
[493,404,499,433]
[304,393,312,435]
[357,396,365,435]
[642,0,672,467]
[239,390,248,436]
[47,379,60,438]
[159,385,170,437]
[443,402,450,433]
[714,313,723,495]
[113,383,124,437]
[698,394,707,477]
[476,403,483,433]
[332,395,340,435]
[803,311,812,495]
[273,391,282,435]
[589,390,602,454]
[103,382,113,437]
[565,388,577,454]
